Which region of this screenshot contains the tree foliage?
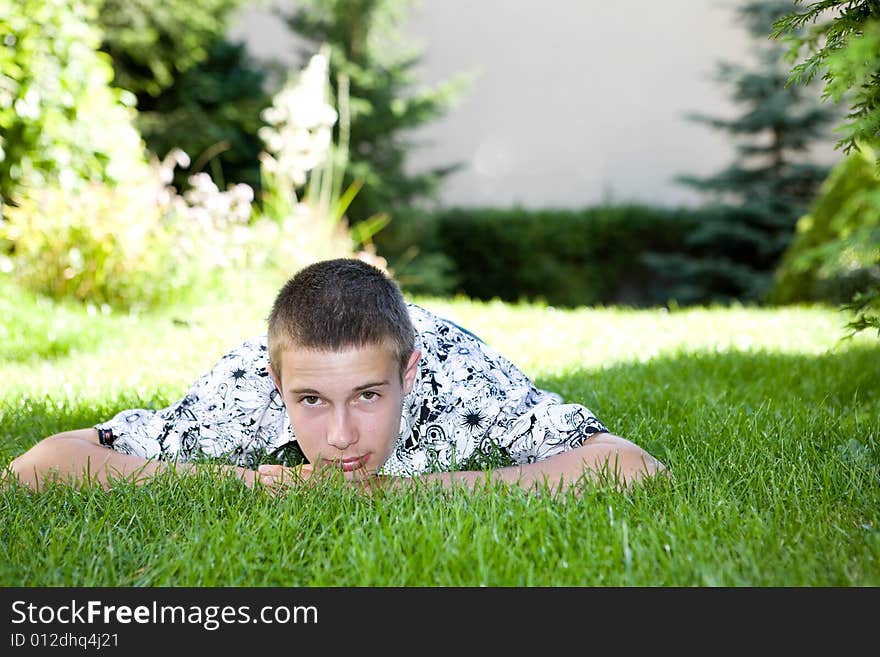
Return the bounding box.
[97,0,247,97]
[0,0,147,208]
[772,0,880,334]
[647,0,838,305]
[772,0,880,161]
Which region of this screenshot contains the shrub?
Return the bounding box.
[770,143,880,306]
[0,0,146,207]
[0,153,254,311]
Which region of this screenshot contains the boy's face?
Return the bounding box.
[270,343,421,479]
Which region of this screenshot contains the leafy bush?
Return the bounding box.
[0,45,373,312]
[0,0,146,207]
[773,2,880,336]
[435,205,695,307]
[0,154,254,311]
[770,143,880,313]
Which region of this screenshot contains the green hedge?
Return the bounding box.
[435,204,696,307]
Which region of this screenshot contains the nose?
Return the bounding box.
[326,407,357,450]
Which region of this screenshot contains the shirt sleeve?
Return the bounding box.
[384,303,609,475]
[454,339,610,466]
[94,336,289,468]
[487,396,609,465]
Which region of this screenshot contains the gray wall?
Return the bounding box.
[229,0,837,209]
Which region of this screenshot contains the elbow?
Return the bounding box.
[7,431,93,491]
[7,436,57,490]
[8,448,40,491]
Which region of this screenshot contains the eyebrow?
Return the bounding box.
[289,381,390,395]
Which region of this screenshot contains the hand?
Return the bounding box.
[258,462,396,496]
[256,463,313,494]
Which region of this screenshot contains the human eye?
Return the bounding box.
[360,390,380,402]
[299,395,322,407]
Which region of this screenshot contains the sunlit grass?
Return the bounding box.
[419,296,868,376]
[2,273,879,586]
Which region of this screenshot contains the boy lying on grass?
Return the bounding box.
[9,258,666,494]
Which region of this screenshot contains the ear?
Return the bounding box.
[268,363,282,394]
[402,349,421,395]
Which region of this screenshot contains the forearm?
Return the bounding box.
[411,462,571,494]
[413,464,546,492]
[401,433,667,494]
[8,429,256,491]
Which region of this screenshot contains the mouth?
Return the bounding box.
[334,455,368,472]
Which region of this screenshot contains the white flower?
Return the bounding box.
[260,51,338,189]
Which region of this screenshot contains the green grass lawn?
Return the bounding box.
[2,274,878,586]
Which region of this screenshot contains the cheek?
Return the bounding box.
[360,402,404,446]
[287,410,322,458]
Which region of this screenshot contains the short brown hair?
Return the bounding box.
[267,258,415,382]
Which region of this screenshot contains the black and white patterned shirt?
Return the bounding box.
[96,304,608,476]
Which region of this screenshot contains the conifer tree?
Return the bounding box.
[97,0,247,97]
[772,0,880,335]
[134,40,271,193]
[97,0,268,191]
[648,0,839,304]
[772,0,880,164]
